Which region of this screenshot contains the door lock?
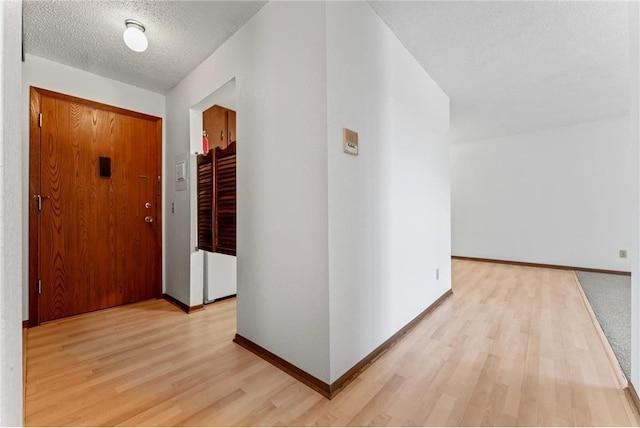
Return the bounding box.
[34,194,50,211]
[144,216,154,223]
[144,202,152,209]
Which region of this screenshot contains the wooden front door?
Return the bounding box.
[29,88,162,324]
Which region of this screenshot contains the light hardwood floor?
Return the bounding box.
[25,260,640,426]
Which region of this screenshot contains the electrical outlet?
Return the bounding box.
[436,268,440,280]
[620,249,627,258]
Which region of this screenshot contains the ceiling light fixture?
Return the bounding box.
[123,19,148,52]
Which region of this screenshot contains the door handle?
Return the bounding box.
[34,194,50,211]
[144,216,154,224]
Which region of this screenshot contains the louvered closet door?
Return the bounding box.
[214,142,236,255]
[197,152,214,251]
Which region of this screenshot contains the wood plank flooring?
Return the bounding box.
[24,260,640,426]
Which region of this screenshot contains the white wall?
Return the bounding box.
[165,2,330,382]
[21,54,166,320]
[628,0,640,389]
[18,1,453,390]
[0,0,24,424]
[451,117,633,272]
[326,2,451,383]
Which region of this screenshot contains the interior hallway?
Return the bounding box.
[24,259,639,426]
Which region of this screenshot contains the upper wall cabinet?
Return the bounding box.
[227,110,236,144]
[203,105,236,150]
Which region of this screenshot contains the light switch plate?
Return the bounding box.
[175,153,188,191]
[343,128,358,156]
[176,162,186,182]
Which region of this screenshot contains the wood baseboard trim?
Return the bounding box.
[571,272,627,389]
[22,320,28,329]
[163,294,204,314]
[233,334,331,398]
[627,381,640,418]
[234,288,454,400]
[452,256,631,276]
[329,288,453,397]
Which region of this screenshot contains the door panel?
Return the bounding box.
[38,94,160,322]
[203,105,228,151]
[227,109,236,144]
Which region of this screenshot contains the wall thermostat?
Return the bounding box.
[343,128,358,156]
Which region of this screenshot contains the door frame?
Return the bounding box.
[28,87,163,327]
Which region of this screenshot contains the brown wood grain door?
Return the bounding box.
[30,88,162,324]
[203,105,235,151]
[227,109,236,144]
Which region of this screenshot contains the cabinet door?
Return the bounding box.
[227,109,236,144]
[203,105,228,151]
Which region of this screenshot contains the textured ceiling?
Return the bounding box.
[24,1,629,142]
[369,1,629,143]
[23,1,266,94]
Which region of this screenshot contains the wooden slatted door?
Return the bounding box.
[197,151,214,251]
[196,141,236,255]
[214,142,236,255]
[30,88,162,324]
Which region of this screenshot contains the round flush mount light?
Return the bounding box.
[123,19,148,52]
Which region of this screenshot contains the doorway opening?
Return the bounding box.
[189,78,237,305]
